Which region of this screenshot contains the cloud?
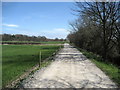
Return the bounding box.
[3,23,19,27]
[43,28,68,33]
[54,28,67,32]
[2,27,69,39]
[2,27,37,36]
[38,28,69,39]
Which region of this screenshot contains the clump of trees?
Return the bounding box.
[1,34,47,41]
[67,2,120,66]
[1,34,66,42]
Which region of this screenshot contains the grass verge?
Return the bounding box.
[78,48,120,87]
[2,45,61,87]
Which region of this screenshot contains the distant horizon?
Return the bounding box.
[2,2,77,39]
[1,33,66,39]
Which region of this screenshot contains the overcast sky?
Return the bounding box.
[2,2,77,39]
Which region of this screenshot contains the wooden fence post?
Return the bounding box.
[39,51,41,67]
[118,66,120,80]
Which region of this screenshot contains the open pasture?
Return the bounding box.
[1,41,66,45]
[2,45,61,87]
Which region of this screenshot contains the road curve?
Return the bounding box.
[21,43,117,88]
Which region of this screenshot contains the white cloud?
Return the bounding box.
[38,28,69,39]
[2,27,69,39]
[54,28,68,32]
[3,23,19,27]
[42,28,68,33]
[2,27,37,36]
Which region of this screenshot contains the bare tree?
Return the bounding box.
[74,2,120,60]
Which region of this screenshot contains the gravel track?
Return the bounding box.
[21,43,117,88]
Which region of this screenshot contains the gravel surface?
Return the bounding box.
[21,43,117,88]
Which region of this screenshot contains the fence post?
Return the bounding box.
[118,66,120,78]
[39,51,41,67]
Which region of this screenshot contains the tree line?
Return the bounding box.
[67,2,120,66]
[1,34,65,42]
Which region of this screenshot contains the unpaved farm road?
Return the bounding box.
[21,43,117,88]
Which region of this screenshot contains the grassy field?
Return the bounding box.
[2,45,61,87]
[40,41,66,44]
[78,48,120,87]
[1,41,66,44]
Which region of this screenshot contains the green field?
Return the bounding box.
[40,41,66,44]
[1,41,66,44]
[2,45,61,87]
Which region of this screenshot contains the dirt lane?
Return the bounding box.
[21,43,117,88]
